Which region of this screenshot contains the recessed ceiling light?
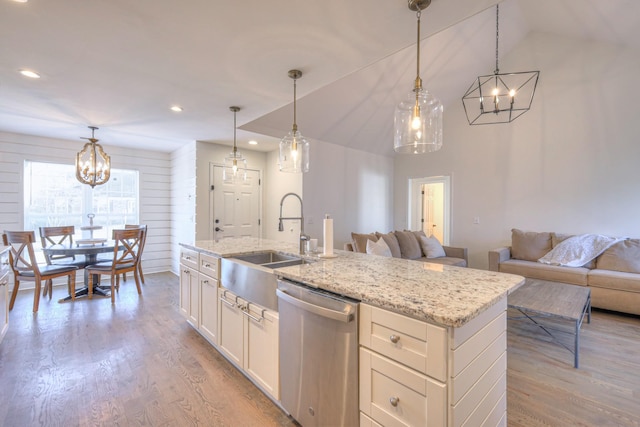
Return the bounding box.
[248,140,258,145]
[19,69,40,79]
[170,105,183,112]
[12,0,29,3]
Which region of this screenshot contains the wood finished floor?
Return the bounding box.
[0,272,638,426]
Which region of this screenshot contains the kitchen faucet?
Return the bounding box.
[278,192,309,255]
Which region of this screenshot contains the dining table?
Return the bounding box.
[43,241,120,301]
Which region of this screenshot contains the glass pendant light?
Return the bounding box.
[76,126,111,188]
[462,5,539,125]
[394,0,443,154]
[223,106,247,183]
[279,69,309,173]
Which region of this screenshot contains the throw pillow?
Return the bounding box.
[366,237,392,257]
[394,230,422,259]
[419,235,446,258]
[596,239,640,273]
[351,232,378,253]
[511,228,552,262]
[375,232,402,258]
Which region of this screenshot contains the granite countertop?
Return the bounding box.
[181,238,524,328]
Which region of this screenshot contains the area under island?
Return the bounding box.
[179,237,524,427]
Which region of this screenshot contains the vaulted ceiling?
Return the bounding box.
[1,0,638,156]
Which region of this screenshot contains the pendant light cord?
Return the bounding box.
[232,109,237,155]
[494,4,500,74]
[414,9,422,91]
[292,77,298,133]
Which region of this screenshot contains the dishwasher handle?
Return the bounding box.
[276,289,354,323]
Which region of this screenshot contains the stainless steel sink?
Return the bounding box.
[221,251,314,311]
[233,251,299,265]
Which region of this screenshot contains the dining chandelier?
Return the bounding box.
[394,0,443,154]
[279,69,309,173]
[223,106,247,183]
[76,126,111,188]
[462,4,539,125]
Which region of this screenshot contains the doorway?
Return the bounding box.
[210,164,261,240]
[408,176,451,245]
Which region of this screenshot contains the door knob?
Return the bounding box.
[215,227,224,232]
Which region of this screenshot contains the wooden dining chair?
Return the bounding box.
[120,224,147,284]
[2,231,78,312]
[39,225,86,297]
[87,228,144,304]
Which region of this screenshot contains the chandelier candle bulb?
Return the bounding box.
[323,214,333,256]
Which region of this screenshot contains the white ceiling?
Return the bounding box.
[1,0,639,156]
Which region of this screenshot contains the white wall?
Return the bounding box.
[0,131,173,277]
[170,142,196,274]
[303,140,394,251]
[263,149,303,244]
[194,141,267,241]
[394,32,640,269]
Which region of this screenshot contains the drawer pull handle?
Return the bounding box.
[389,396,400,407]
[204,263,211,268]
[389,334,400,344]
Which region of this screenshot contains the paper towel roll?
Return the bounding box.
[323,214,334,256]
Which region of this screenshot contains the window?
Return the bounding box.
[24,161,139,243]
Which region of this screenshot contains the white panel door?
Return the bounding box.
[211,165,261,239]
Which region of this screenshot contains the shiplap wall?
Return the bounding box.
[170,142,196,275]
[0,131,172,282]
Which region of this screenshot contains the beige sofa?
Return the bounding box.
[489,229,640,316]
[345,230,468,267]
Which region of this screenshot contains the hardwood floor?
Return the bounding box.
[0,273,296,426]
[507,306,640,426]
[1,272,638,426]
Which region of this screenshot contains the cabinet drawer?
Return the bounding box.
[199,253,219,278]
[360,304,447,381]
[180,248,199,270]
[360,347,446,427]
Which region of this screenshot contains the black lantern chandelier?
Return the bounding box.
[462,4,539,125]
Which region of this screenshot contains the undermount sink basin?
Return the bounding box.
[233,251,300,265]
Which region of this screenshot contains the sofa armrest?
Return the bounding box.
[488,247,512,272]
[443,246,468,264]
[344,242,354,252]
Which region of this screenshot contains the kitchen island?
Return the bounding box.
[180,237,524,426]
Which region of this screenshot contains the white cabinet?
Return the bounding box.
[179,249,220,343]
[359,300,508,427]
[0,247,9,344]
[359,304,447,427]
[218,288,245,366]
[198,253,219,345]
[218,288,280,400]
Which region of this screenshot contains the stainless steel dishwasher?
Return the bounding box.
[276,279,359,427]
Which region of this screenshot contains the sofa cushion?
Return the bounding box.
[366,238,392,257]
[419,256,467,267]
[351,232,378,253]
[588,269,640,294]
[375,232,402,258]
[511,229,552,262]
[551,232,572,248]
[394,230,422,260]
[499,259,588,285]
[418,235,446,258]
[596,239,640,273]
